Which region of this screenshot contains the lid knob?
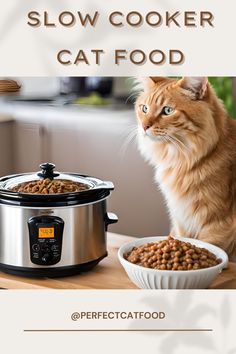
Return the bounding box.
[37,163,60,179]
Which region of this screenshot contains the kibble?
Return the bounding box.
[125,236,221,271]
[10,178,90,194]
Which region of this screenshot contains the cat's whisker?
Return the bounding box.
[173,136,190,152]
[163,136,173,148]
[119,126,138,158]
[125,91,140,104]
[167,134,191,154]
[166,137,181,152]
[165,135,187,156]
[163,134,175,148]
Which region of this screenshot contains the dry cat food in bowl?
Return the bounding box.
[118,236,228,289]
[125,236,221,271]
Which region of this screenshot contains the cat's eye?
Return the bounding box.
[142,104,148,113]
[162,106,174,115]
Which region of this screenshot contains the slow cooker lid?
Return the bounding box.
[0,163,95,192]
[0,163,114,206]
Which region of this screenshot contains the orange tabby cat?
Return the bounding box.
[135,77,236,260]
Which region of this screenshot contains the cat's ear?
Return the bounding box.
[179,77,208,99]
[139,77,167,91]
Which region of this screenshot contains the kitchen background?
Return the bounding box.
[0,77,235,237]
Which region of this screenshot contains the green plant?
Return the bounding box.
[209,77,236,118]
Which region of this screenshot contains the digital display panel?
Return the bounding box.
[38,227,54,238]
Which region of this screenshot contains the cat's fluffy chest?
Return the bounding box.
[138,134,204,236]
[155,167,203,237]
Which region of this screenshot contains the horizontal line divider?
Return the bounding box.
[24,328,213,332]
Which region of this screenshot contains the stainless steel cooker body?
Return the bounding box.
[0,199,117,277]
[0,163,118,277]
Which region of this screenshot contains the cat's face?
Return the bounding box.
[135,77,219,153]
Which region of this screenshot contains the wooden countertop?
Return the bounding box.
[0,232,235,289]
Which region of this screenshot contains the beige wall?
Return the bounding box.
[0,117,14,176]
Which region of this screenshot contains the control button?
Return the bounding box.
[51,245,58,251]
[32,243,40,252]
[41,244,50,253]
[41,253,53,263]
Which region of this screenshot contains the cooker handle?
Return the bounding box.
[104,212,118,231]
[102,181,114,190]
[91,180,114,191]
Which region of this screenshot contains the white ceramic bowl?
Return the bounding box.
[118,236,228,289]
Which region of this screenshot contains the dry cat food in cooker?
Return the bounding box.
[10,178,90,194]
[125,236,221,270]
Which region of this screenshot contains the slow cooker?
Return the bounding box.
[0,163,118,277]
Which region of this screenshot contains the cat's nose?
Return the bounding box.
[142,123,151,131]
